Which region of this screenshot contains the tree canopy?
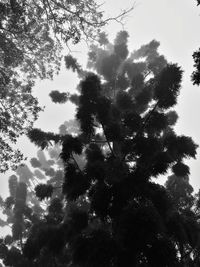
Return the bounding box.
[0,1,199,266]
[4,31,195,266]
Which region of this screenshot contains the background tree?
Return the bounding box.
[192,48,200,85]
[0,72,42,172]
[165,174,200,266]
[0,119,85,266]
[192,1,200,84]
[0,31,197,266]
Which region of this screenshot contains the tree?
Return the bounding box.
[192,48,200,85]
[165,174,200,266]
[192,2,200,84]
[5,31,198,266]
[0,119,85,266]
[165,174,194,211]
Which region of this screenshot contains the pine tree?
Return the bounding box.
[22,31,199,266]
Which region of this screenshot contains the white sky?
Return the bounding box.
[1,0,200,197]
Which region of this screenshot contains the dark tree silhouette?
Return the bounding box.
[3,31,199,266]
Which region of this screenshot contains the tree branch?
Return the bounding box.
[102,5,135,25]
[101,123,116,157]
[71,152,82,173]
[50,0,134,27]
[44,0,59,38]
[135,101,159,138]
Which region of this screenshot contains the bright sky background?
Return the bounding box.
[1,0,200,198]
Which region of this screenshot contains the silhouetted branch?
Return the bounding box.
[136,101,159,137]
[50,0,134,28]
[71,152,82,173]
[101,123,116,157]
[102,5,135,25]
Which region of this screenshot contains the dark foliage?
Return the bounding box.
[49,91,69,104]
[27,128,61,149]
[166,175,194,210]
[146,237,178,266]
[154,64,183,108]
[172,162,190,177]
[164,133,197,160]
[65,55,82,74]
[60,135,83,162]
[35,184,54,201]
[72,229,116,267]
[63,164,89,201]
[192,49,200,85]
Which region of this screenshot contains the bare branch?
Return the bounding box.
[102,5,135,26]
[50,0,134,28]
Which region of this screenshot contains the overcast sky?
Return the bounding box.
[1,0,200,197]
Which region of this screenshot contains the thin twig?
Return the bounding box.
[51,0,134,27]
[102,5,135,25]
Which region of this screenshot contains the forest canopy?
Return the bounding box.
[0,31,199,266]
[0,1,200,266]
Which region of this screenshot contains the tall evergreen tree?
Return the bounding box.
[17,31,200,266]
